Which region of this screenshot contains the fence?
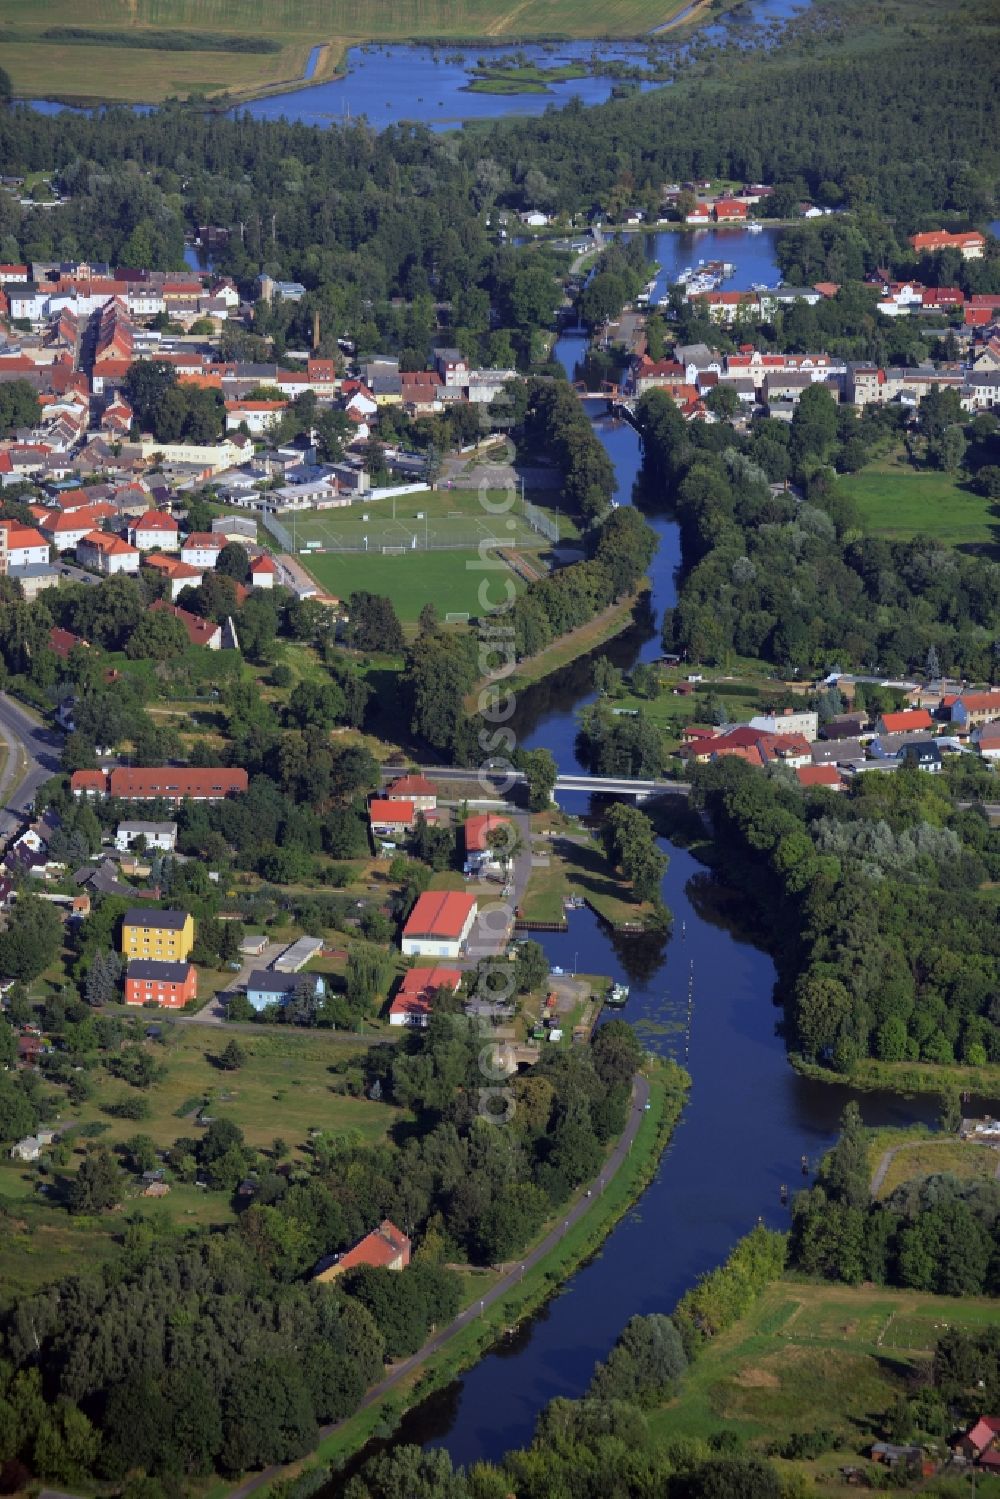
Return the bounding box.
[261,512,293,551]
[523,499,560,544]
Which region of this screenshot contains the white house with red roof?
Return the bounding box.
[144,554,205,600]
[313,1220,411,1282]
[0,521,50,568]
[129,511,179,552]
[224,399,288,434]
[369,799,416,840]
[249,553,277,589]
[385,774,437,812]
[148,599,221,649]
[401,891,478,959]
[38,507,110,552]
[180,532,224,569]
[77,530,140,575]
[388,966,462,1027]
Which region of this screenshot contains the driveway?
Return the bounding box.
[188,940,290,1025]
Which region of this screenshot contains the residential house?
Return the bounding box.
[796,765,846,791]
[10,1136,42,1162]
[388,966,462,1027]
[224,399,287,434]
[898,740,942,773]
[401,891,478,959]
[369,798,415,841]
[313,1219,411,1282]
[811,739,867,769]
[38,506,114,551]
[148,599,222,649]
[121,908,195,963]
[180,532,225,569]
[434,348,470,389]
[77,530,140,575]
[876,709,934,736]
[955,1416,1000,1464]
[115,821,177,852]
[385,774,437,812]
[8,562,59,600]
[713,198,748,222]
[143,554,205,600]
[245,969,324,1011]
[124,959,197,1009]
[748,709,819,741]
[0,521,50,568]
[129,510,179,551]
[250,553,277,588]
[821,712,868,740]
[949,690,1000,729]
[463,813,514,875]
[974,723,1000,761]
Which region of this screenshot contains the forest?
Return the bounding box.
[691,756,1000,1074]
[635,387,1000,680]
[791,1104,1000,1296]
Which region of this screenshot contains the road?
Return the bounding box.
[0,693,62,843]
[380,764,691,800]
[227,1071,651,1498]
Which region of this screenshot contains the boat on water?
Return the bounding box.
[604,981,630,1008]
[747,221,763,233]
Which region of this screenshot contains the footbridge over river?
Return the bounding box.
[381,765,690,803]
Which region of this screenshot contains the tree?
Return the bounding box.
[345,592,405,654]
[0,380,41,437]
[0,895,62,982]
[85,950,122,1008]
[0,1077,38,1143]
[123,359,177,431]
[68,1148,123,1214]
[601,803,668,904]
[124,610,189,661]
[790,383,838,465]
[217,542,251,583]
[517,747,558,811]
[218,1040,246,1071]
[589,1313,687,1405]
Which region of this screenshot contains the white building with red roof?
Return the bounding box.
[77,530,140,575]
[313,1219,411,1282]
[249,553,277,589]
[0,521,50,568]
[180,532,224,569]
[385,774,437,811]
[388,966,462,1027]
[129,511,179,552]
[401,891,478,959]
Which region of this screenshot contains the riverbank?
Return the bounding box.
[793,1053,1000,1100]
[464,583,649,713]
[222,1060,688,1495]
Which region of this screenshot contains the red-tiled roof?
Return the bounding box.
[49,627,88,660]
[389,965,463,1022]
[109,766,248,799]
[797,765,843,789]
[387,774,436,798]
[464,813,511,853]
[133,510,178,532]
[336,1219,410,1273]
[880,709,933,734]
[80,530,138,556]
[403,891,477,940]
[148,598,220,647]
[70,769,106,793]
[250,553,277,574]
[369,798,414,825]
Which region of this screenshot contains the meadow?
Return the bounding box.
[0,0,692,103]
[0,1026,401,1300]
[651,1279,1000,1480]
[837,453,1000,554]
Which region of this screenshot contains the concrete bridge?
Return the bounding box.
[382,765,690,803]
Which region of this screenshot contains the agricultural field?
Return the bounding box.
[650,1279,1000,1479]
[0,0,692,103]
[0,1026,401,1300]
[837,453,1000,554]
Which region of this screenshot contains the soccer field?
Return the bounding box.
[284,488,550,555]
[301,548,527,623]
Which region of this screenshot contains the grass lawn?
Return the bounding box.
[525,827,661,931]
[300,547,526,624]
[650,1279,1000,1479]
[837,453,1000,555]
[0,0,694,103]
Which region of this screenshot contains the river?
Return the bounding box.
[349,228,997,1474]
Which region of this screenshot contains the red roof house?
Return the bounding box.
[877,709,933,735]
[388,966,462,1027]
[796,764,845,791]
[148,598,221,649]
[313,1219,411,1282]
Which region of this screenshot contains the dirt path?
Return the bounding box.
[227,1072,651,1497]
